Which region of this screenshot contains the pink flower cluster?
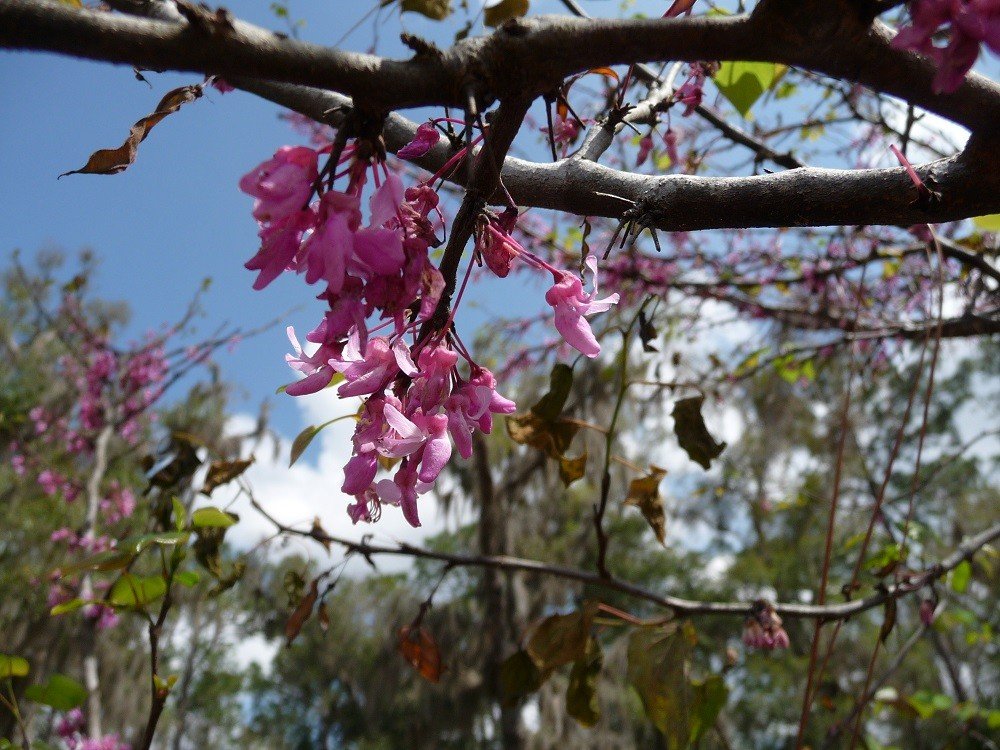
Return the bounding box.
[742,600,790,650]
[56,709,129,750]
[242,142,518,526]
[893,0,1000,92]
[242,130,620,526]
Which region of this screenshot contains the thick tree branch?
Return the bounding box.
[224,81,1000,231]
[3,0,999,131]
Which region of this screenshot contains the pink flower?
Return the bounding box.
[335,336,417,398]
[211,77,235,94]
[410,344,459,411]
[742,600,790,651]
[374,460,425,527]
[38,469,63,496]
[301,191,359,292]
[397,122,441,160]
[663,128,680,165]
[892,0,1000,93]
[544,255,620,358]
[445,368,516,458]
[636,135,654,167]
[239,145,318,224]
[245,210,315,291]
[283,326,342,397]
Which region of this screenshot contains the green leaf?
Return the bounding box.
[24,674,87,710]
[484,0,528,26]
[109,574,168,608]
[951,560,972,593]
[191,507,238,529]
[499,650,542,705]
[174,570,201,587]
[63,531,191,573]
[531,363,574,422]
[627,622,695,745]
[400,0,451,20]
[50,599,88,616]
[0,654,29,679]
[672,396,726,470]
[972,214,1000,232]
[289,414,354,467]
[690,675,728,744]
[566,637,603,727]
[172,496,187,532]
[526,602,598,675]
[713,61,785,117]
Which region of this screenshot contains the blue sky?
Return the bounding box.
[2,0,996,439]
[0,0,646,436]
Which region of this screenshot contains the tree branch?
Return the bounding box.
[4,0,998,131]
[250,490,1000,622]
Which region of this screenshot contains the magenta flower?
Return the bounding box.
[411,344,459,411]
[663,128,680,165]
[283,326,342,397]
[445,367,517,458]
[742,600,790,651]
[397,122,441,160]
[301,191,359,292]
[544,255,620,358]
[245,210,314,291]
[335,336,417,398]
[636,135,654,167]
[893,0,1000,93]
[239,145,318,224]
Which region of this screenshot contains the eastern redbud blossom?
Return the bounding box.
[742,600,790,650]
[663,128,680,165]
[545,255,620,358]
[636,135,654,167]
[243,137,519,528]
[239,145,318,224]
[893,0,1000,93]
[397,122,441,159]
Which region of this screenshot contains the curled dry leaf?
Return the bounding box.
[624,465,667,545]
[672,396,726,470]
[284,578,319,646]
[201,457,254,496]
[60,84,204,178]
[397,625,445,683]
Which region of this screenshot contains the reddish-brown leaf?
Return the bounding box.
[60,84,203,177]
[284,578,318,646]
[201,457,254,496]
[397,625,445,683]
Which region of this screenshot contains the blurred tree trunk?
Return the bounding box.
[473,433,522,749]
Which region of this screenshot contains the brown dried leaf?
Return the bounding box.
[397,625,445,683]
[284,578,318,646]
[310,517,331,552]
[624,465,667,544]
[318,603,330,633]
[558,451,587,486]
[201,457,254,496]
[506,412,578,459]
[60,84,203,177]
[672,396,726,470]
